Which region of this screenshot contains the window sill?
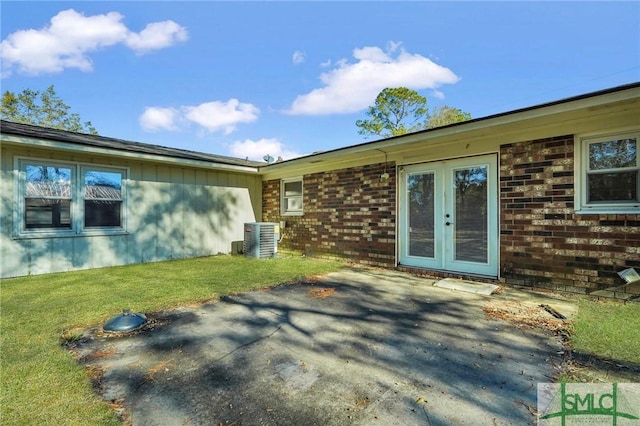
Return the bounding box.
[575,207,640,215]
[281,211,303,217]
[13,230,130,240]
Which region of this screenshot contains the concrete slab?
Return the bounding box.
[496,287,579,321]
[434,277,499,295]
[73,268,568,425]
[590,281,640,300]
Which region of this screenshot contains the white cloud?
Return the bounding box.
[292,50,306,64]
[229,138,303,162]
[125,20,188,53]
[140,99,259,135]
[285,43,460,115]
[386,40,402,53]
[1,9,187,77]
[353,46,391,62]
[139,107,180,131]
[182,99,259,134]
[430,89,446,100]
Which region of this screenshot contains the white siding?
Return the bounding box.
[0,144,260,278]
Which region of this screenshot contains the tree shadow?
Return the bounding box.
[564,350,640,383]
[76,270,566,425]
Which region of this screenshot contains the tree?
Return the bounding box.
[428,105,472,129]
[1,85,98,135]
[356,87,471,138]
[356,87,429,138]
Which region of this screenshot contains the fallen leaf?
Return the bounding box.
[307,287,335,298]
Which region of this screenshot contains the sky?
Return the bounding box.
[1,1,639,162]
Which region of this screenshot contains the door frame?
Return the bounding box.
[397,154,499,278]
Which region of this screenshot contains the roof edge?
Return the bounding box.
[261,81,640,169]
[0,119,263,169]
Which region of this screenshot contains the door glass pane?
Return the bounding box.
[408,173,435,257]
[454,166,488,263]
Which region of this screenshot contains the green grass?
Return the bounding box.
[0,255,344,425]
[565,299,640,381]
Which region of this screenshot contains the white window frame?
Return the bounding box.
[81,165,127,232]
[14,157,128,238]
[281,177,303,216]
[574,130,640,214]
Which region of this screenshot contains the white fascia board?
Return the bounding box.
[261,86,640,172]
[0,135,260,174]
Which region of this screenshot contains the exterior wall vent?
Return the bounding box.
[243,222,279,258]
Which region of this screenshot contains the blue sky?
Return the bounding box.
[1,1,639,162]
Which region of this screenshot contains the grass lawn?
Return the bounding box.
[565,298,640,382]
[0,255,344,425]
[3,258,638,424]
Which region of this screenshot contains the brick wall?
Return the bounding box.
[262,137,639,299]
[500,135,640,298]
[262,162,396,266]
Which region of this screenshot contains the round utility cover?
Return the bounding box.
[103,311,147,332]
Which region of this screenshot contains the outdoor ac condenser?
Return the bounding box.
[243,222,279,258]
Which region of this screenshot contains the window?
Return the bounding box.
[281,178,303,215]
[576,131,640,213]
[16,159,127,236]
[24,164,73,229]
[83,168,123,227]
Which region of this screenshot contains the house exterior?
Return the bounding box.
[0,121,263,278]
[2,83,639,298]
[261,83,640,299]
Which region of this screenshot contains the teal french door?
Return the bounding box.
[399,154,498,277]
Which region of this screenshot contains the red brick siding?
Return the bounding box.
[500,135,640,296]
[262,162,396,266]
[262,136,639,298]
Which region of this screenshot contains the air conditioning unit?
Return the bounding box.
[243,222,279,258]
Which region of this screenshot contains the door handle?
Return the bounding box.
[445,221,452,226]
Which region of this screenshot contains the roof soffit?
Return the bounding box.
[260,87,640,175]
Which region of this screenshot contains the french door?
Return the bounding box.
[398,155,498,277]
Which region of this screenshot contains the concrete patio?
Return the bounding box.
[73,268,574,425]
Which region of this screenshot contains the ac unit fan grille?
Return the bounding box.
[243,222,278,258]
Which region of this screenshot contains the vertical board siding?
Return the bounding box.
[0,143,19,276]
[139,164,159,262]
[0,146,260,278]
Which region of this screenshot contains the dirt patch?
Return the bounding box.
[308,287,335,299]
[145,358,176,382]
[79,346,118,363]
[483,300,569,334]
